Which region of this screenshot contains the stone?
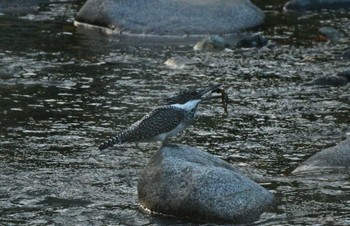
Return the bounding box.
[0,0,44,14]
[164,55,198,69]
[75,0,264,36]
[138,144,276,224]
[337,70,350,81]
[284,0,350,11]
[319,27,345,43]
[341,49,350,60]
[193,35,229,51]
[235,34,268,48]
[293,138,350,174]
[301,75,348,87]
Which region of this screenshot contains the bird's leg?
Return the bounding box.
[162,139,178,148]
[162,138,171,146]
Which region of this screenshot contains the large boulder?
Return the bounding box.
[284,0,350,11]
[138,144,276,224]
[293,138,350,174]
[75,0,264,36]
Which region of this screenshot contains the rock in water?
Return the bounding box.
[293,138,350,174]
[301,75,348,87]
[193,35,229,51]
[235,34,268,48]
[342,49,350,60]
[284,0,350,11]
[0,0,44,14]
[138,144,276,224]
[337,70,350,81]
[75,0,264,36]
[319,27,345,43]
[164,55,198,69]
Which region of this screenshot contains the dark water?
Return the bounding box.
[1,1,350,225]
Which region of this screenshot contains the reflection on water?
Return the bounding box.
[1,1,350,225]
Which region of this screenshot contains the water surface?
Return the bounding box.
[1,1,350,225]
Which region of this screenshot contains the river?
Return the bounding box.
[0,1,349,225]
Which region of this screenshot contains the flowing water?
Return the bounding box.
[0,1,350,225]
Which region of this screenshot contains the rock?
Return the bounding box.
[341,49,350,60]
[301,75,349,87]
[293,138,350,174]
[164,55,198,69]
[75,0,264,36]
[284,0,350,11]
[302,70,350,87]
[235,34,268,48]
[318,27,345,43]
[138,144,276,224]
[337,70,350,81]
[193,35,229,51]
[0,0,44,14]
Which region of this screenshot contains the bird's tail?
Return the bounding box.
[98,134,124,150]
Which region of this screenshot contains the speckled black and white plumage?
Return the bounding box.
[98,84,222,150]
[98,105,196,150]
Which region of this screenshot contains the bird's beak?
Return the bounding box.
[199,84,222,100]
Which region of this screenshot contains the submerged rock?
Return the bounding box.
[319,27,345,43]
[293,138,350,174]
[193,35,229,51]
[342,49,350,60]
[284,0,350,11]
[301,71,350,87]
[0,0,44,14]
[75,0,264,36]
[235,34,268,48]
[337,70,350,81]
[138,144,276,224]
[164,55,198,69]
[302,75,348,87]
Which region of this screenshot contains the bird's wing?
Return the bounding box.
[123,106,185,142]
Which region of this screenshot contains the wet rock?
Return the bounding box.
[0,0,44,14]
[337,70,350,80]
[293,138,350,174]
[164,55,198,69]
[75,0,264,36]
[318,27,345,43]
[284,0,350,11]
[342,49,350,60]
[138,144,276,224]
[193,35,229,51]
[235,34,268,48]
[301,74,349,87]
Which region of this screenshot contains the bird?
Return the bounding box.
[98,84,222,150]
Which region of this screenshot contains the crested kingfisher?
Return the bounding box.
[98,84,222,150]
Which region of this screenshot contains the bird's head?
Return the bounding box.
[165,84,223,106]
